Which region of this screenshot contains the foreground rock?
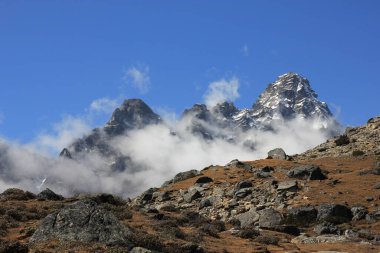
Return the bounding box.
[30,200,133,246]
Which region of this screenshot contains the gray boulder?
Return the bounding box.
[258,208,283,228]
[183,189,202,203]
[351,205,368,221]
[225,159,252,170]
[287,165,327,180]
[277,181,298,191]
[317,204,353,224]
[286,206,317,226]
[173,170,201,183]
[30,200,133,246]
[235,209,260,228]
[267,148,287,160]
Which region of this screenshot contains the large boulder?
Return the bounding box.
[285,206,317,227]
[267,148,287,160]
[173,170,201,183]
[225,159,252,170]
[258,208,283,228]
[235,209,260,228]
[317,204,353,224]
[30,200,133,246]
[286,165,327,180]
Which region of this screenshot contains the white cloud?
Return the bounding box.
[204,77,240,107]
[123,65,150,94]
[89,97,119,114]
[242,44,249,56]
[33,115,92,154]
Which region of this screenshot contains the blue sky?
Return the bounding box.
[0,1,379,143]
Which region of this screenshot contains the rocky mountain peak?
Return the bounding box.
[211,101,239,119]
[104,99,161,136]
[252,72,332,121]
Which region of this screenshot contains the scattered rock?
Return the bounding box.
[234,188,252,199]
[140,188,159,202]
[317,204,353,224]
[199,198,212,209]
[267,148,287,160]
[287,165,327,180]
[37,188,64,201]
[351,206,368,221]
[153,191,171,202]
[334,135,350,146]
[291,234,347,244]
[30,200,133,246]
[314,222,339,235]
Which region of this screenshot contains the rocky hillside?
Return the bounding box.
[297,116,380,160]
[1,117,380,253]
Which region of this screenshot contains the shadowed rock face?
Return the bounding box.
[30,200,133,246]
[104,99,162,136]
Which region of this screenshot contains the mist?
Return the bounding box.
[0,113,338,198]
